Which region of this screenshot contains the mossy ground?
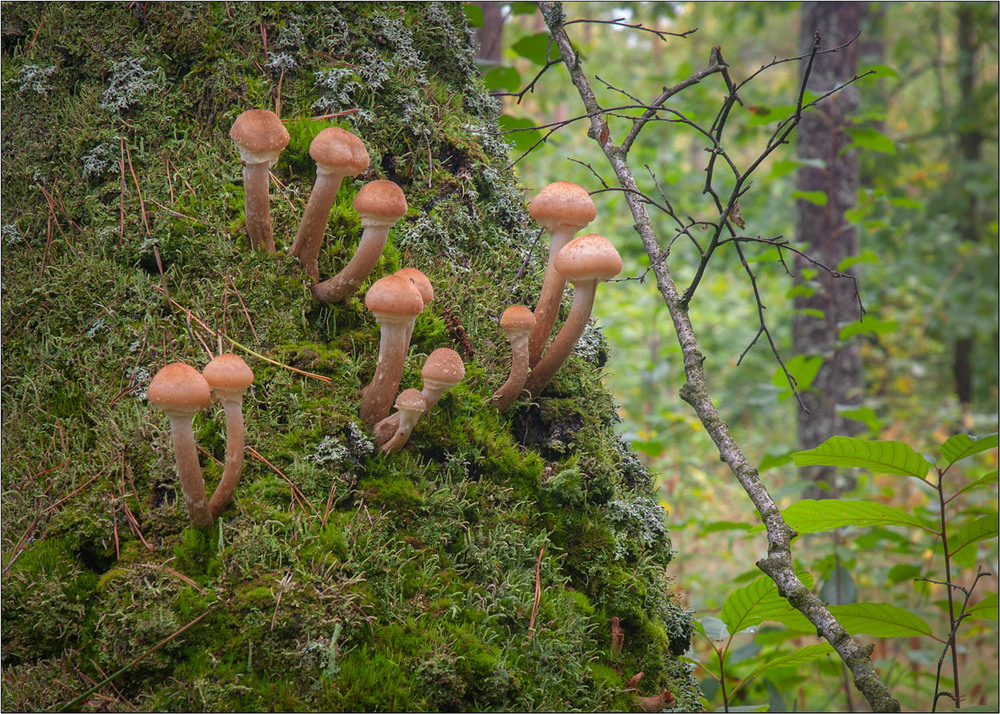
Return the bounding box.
[2,3,699,711]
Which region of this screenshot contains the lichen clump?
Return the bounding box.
[1,3,697,711]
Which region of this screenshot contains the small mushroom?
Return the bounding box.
[380,388,427,454]
[523,233,622,397]
[202,353,255,519]
[229,109,290,253]
[147,362,214,529]
[491,305,536,411]
[526,181,597,367]
[288,127,370,279]
[312,180,408,304]
[636,688,675,712]
[373,347,465,447]
[359,274,425,426]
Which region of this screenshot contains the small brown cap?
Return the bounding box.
[554,233,623,283]
[421,348,465,387]
[365,274,424,321]
[353,180,408,226]
[310,127,370,176]
[229,109,290,160]
[395,388,427,414]
[148,362,212,417]
[528,182,596,232]
[203,353,254,402]
[500,305,535,338]
[394,267,433,307]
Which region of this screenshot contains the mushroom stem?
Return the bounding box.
[360,316,412,426]
[523,283,597,397]
[243,162,276,252]
[289,171,345,279]
[379,389,426,454]
[311,223,392,304]
[527,224,576,366]
[167,416,214,529]
[208,399,245,518]
[492,336,531,411]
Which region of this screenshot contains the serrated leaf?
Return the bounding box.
[948,514,999,558]
[940,433,999,468]
[774,499,937,534]
[954,471,999,499]
[511,32,559,65]
[827,602,932,637]
[720,575,814,633]
[839,317,898,340]
[791,190,828,206]
[791,436,931,479]
[966,593,998,622]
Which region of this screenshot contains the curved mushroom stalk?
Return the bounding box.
[229,109,290,253]
[374,347,465,448]
[525,182,596,367]
[147,362,214,529]
[380,389,427,454]
[491,305,536,411]
[523,234,621,398]
[202,353,255,519]
[312,180,408,304]
[289,127,370,279]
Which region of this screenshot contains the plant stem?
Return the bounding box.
[933,467,961,711]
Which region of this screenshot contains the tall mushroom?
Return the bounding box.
[380,388,427,454]
[288,127,370,279]
[229,109,290,253]
[312,180,408,304]
[359,274,425,426]
[373,347,465,447]
[394,266,433,343]
[491,305,536,411]
[147,362,214,529]
[202,353,254,519]
[526,181,597,367]
[523,233,622,397]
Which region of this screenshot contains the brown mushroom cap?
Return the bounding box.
[421,347,465,387]
[365,274,424,322]
[229,109,290,162]
[500,305,536,339]
[394,267,433,307]
[554,233,623,283]
[203,353,255,402]
[394,388,427,414]
[528,181,597,232]
[310,127,370,176]
[353,180,408,226]
[148,362,212,417]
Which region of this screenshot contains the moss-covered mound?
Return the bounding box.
[1,4,698,711]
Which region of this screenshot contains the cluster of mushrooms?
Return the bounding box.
[149,109,622,528]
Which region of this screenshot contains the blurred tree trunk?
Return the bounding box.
[473,1,503,66]
[793,2,865,498]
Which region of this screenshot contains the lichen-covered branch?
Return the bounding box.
[537,3,900,711]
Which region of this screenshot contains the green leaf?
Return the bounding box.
[510,2,538,15]
[791,436,931,479]
[719,574,815,633]
[702,520,754,534]
[740,643,834,684]
[889,196,925,210]
[791,190,828,206]
[759,451,793,473]
[836,406,883,435]
[837,250,881,271]
[700,615,730,641]
[846,126,896,154]
[839,317,899,340]
[511,32,559,65]
[966,593,998,622]
[482,66,522,93]
[948,514,999,558]
[631,439,664,457]
[865,63,901,79]
[773,354,824,391]
[745,104,796,127]
[828,602,933,638]
[940,433,999,468]
[819,565,856,606]
[463,4,484,27]
[765,499,937,534]
[496,114,539,152]
[887,563,923,585]
[954,471,999,500]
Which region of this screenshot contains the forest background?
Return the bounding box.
[474,1,999,711]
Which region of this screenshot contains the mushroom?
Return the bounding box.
[147,362,214,529]
[288,127,370,279]
[491,305,536,411]
[373,347,465,447]
[394,266,433,343]
[202,353,255,519]
[359,273,425,426]
[526,181,597,367]
[311,180,408,304]
[380,388,427,454]
[229,109,290,253]
[636,689,675,712]
[523,233,622,397]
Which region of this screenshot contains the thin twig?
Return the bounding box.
[528,544,544,637]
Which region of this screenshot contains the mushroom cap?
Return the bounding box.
[365,274,424,323]
[353,180,408,226]
[421,347,465,387]
[528,181,597,232]
[394,267,433,307]
[310,127,370,176]
[394,388,427,414]
[500,305,536,339]
[148,362,212,417]
[202,353,255,402]
[554,233,623,284]
[229,109,290,163]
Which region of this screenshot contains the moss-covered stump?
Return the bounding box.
[1,3,698,711]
